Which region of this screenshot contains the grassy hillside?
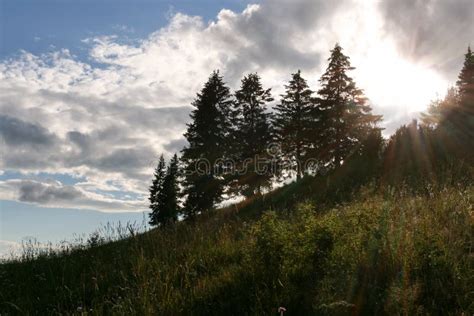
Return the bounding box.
[1,179,473,315]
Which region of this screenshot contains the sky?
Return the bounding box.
[1,0,473,257]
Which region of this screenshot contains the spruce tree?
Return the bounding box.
[317,44,382,167]
[457,46,474,112]
[455,46,474,139]
[181,71,233,217]
[156,154,180,225]
[273,70,314,180]
[148,155,166,226]
[420,88,458,129]
[231,73,274,197]
[149,154,181,226]
[440,46,474,160]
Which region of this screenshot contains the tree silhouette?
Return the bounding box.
[317,44,382,167]
[457,46,474,112]
[438,46,474,161]
[149,155,166,226]
[231,73,274,197]
[453,46,474,145]
[420,88,459,129]
[149,154,181,226]
[273,70,315,180]
[181,71,234,217]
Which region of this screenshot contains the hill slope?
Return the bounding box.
[0,179,473,315]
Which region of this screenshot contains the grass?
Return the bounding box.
[1,181,473,315]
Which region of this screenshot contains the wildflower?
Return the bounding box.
[278,306,287,315]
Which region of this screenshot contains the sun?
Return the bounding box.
[337,0,449,116]
[359,40,448,114]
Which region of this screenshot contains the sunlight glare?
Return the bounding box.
[338,0,450,115]
[357,40,448,114]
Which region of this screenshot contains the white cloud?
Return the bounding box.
[112,24,135,33]
[0,0,470,212]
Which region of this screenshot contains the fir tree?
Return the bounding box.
[181,71,234,217]
[231,73,274,197]
[454,46,474,139]
[457,46,474,112]
[317,44,382,167]
[273,70,314,180]
[439,46,474,160]
[149,154,181,226]
[420,88,459,129]
[156,154,180,225]
[148,155,166,226]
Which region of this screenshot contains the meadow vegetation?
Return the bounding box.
[1,178,472,315]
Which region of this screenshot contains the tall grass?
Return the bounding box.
[0,185,472,315]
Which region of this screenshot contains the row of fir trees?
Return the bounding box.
[148,44,383,226]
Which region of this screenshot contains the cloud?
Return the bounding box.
[164,137,188,154]
[1,2,346,211]
[0,115,63,170]
[18,180,83,204]
[0,0,470,211]
[0,115,58,147]
[379,0,474,79]
[112,24,135,33]
[0,179,146,212]
[89,147,156,178]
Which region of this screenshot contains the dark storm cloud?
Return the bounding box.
[379,0,474,79]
